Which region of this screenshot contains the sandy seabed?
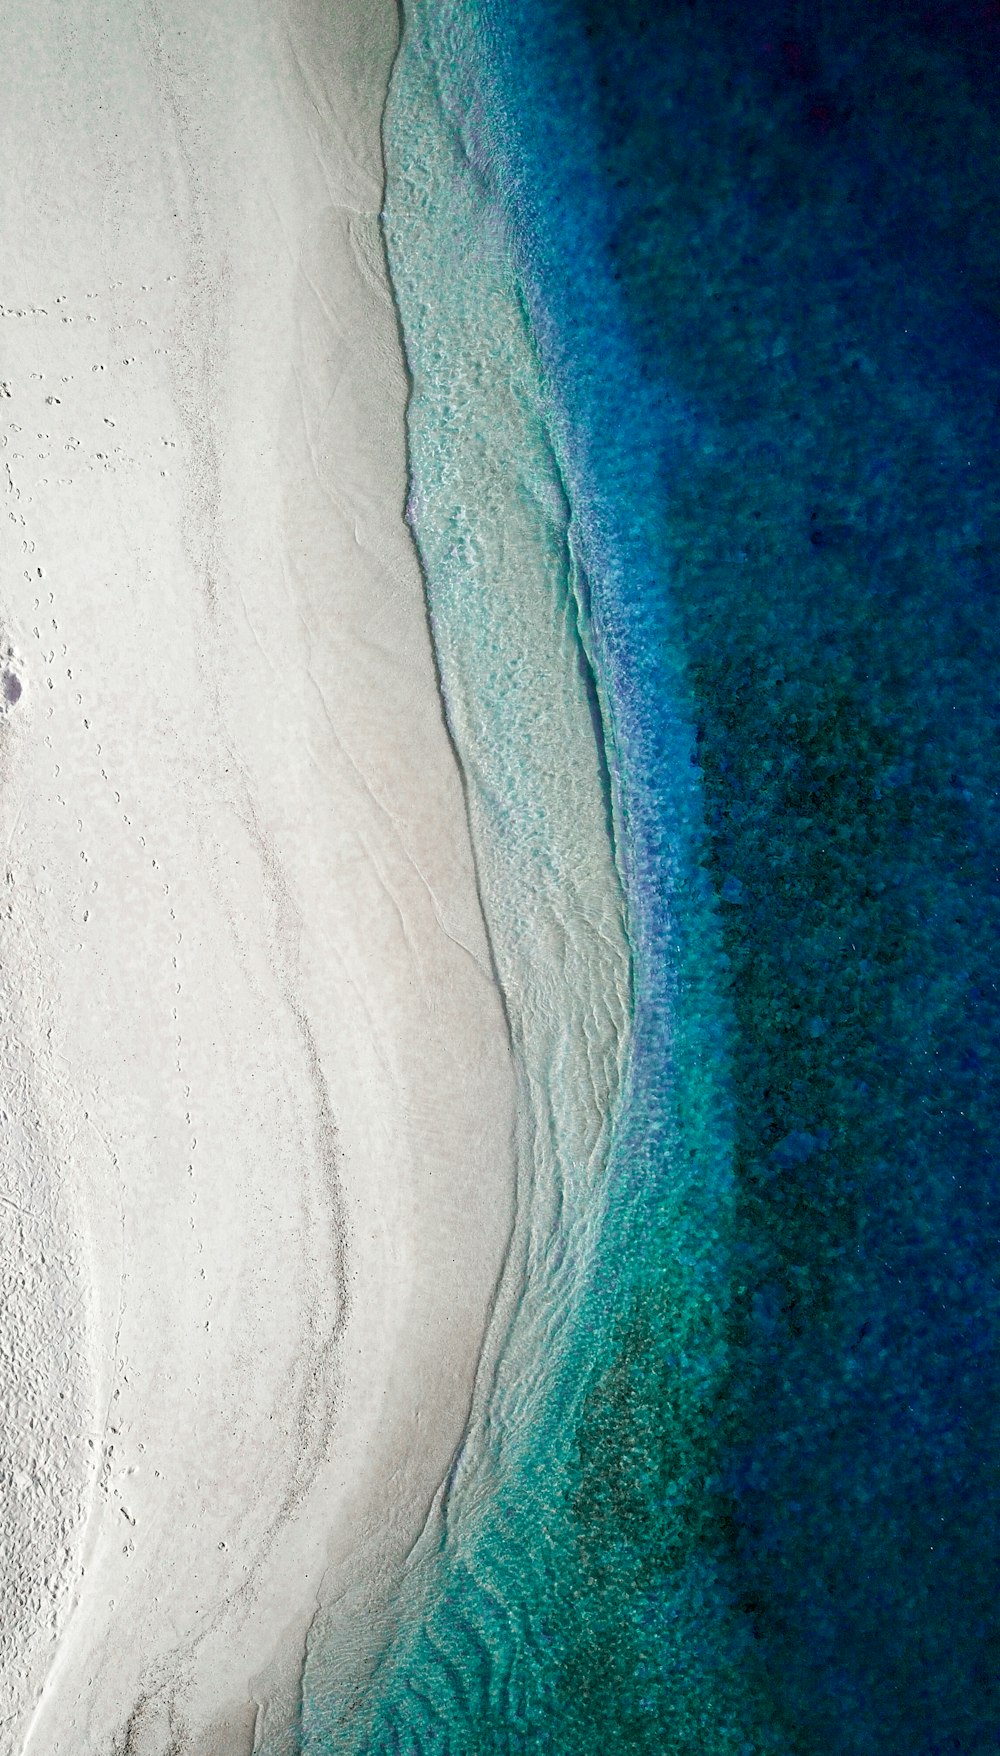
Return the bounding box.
[0,2,515,1750]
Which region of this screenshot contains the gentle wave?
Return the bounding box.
[300,0,741,1749]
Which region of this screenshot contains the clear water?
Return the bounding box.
[301,2,742,1749]
[303,1,1000,1750]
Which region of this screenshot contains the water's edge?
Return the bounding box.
[300,0,637,1744]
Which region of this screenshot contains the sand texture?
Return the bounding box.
[0,1,515,1749]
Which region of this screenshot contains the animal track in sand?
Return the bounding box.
[2,274,178,332]
[0,278,185,489]
[14,506,210,1544]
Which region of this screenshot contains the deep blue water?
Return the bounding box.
[309,2,1000,1749]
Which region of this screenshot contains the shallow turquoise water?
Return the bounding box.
[304,1,1000,1750]
[302,3,744,1750]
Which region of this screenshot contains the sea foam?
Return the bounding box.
[300,0,742,1749]
[298,1,634,1745]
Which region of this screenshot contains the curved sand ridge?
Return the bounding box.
[0,0,515,1750]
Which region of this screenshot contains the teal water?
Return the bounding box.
[303,0,1000,1750]
[302,2,747,1749]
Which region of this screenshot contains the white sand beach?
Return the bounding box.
[0,1,515,1750]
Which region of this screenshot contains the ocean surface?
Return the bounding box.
[305,1,1000,1750]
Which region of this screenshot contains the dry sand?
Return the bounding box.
[0,1,515,1749]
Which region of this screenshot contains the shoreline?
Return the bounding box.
[309,1,635,1743]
